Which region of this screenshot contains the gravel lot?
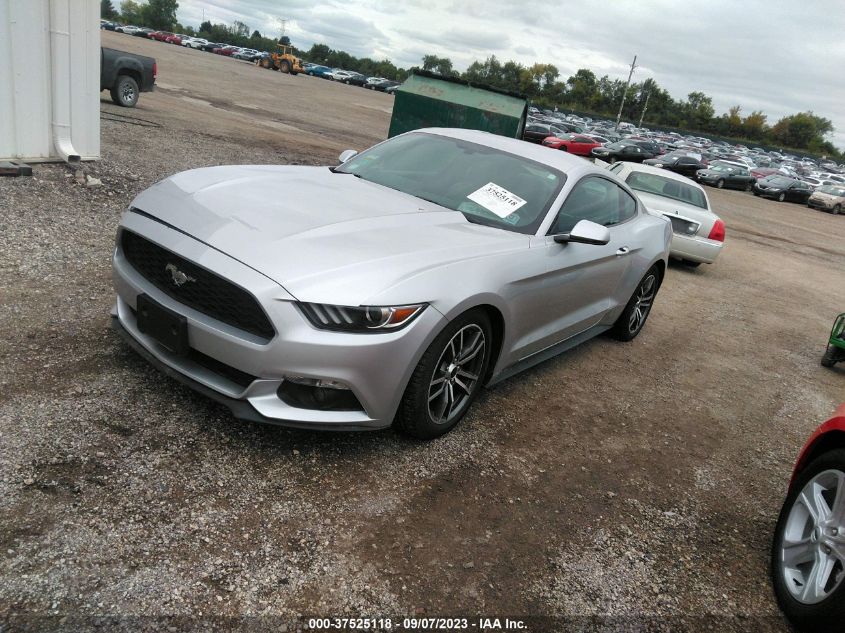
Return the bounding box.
[1,32,844,632]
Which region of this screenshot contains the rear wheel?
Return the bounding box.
[745,181,753,192]
[110,75,139,107]
[821,346,840,367]
[395,310,492,439]
[770,449,845,631]
[610,266,660,342]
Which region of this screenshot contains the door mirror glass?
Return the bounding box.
[338,149,358,164]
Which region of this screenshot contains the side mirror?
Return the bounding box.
[338,149,358,164]
[554,219,611,245]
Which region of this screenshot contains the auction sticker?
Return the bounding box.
[467,182,527,218]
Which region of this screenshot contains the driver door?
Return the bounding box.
[518,177,640,357]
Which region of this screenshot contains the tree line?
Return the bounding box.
[102,0,840,158]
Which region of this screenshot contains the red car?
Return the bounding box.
[541,133,602,156]
[751,167,781,180]
[771,402,845,631]
[213,46,238,56]
[165,34,183,45]
[149,31,174,42]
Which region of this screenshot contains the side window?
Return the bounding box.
[550,177,637,234]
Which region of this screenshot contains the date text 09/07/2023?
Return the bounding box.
[307,617,528,630]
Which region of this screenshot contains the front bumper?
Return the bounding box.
[808,198,835,210]
[111,214,446,430]
[669,232,723,264]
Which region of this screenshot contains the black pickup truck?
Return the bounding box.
[101,48,156,108]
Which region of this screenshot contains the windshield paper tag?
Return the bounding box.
[467,182,527,218]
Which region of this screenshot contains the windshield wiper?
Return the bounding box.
[329,166,360,176]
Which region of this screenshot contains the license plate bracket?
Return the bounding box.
[136,294,189,356]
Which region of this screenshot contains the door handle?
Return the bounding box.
[616,247,631,256]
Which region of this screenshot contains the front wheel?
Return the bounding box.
[395,310,492,439]
[770,448,845,631]
[610,266,660,342]
[717,179,725,189]
[110,75,139,107]
[745,181,753,192]
[778,193,786,202]
[279,60,291,73]
[833,205,841,216]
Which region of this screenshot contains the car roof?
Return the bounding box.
[418,127,603,179]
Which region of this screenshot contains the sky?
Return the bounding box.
[172,0,845,147]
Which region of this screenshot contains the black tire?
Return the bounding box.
[717,179,725,189]
[770,448,845,632]
[745,181,754,192]
[394,309,492,440]
[821,346,838,367]
[279,60,291,73]
[610,265,660,342]
[559,145,568,152]
[110,75,139,107]
[609,156,617,164]
[778,192,786,202]
[833,205,841,216]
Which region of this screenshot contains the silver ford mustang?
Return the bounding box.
[111,128,671,438]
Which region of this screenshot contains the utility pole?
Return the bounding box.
[614,55,637,132]
[638,91,650,128]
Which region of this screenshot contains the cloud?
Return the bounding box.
[176,0,845,145]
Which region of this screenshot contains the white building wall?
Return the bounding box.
[0,0,100,162]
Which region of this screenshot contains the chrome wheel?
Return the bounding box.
[628,273,656,334]
[427,324,485,425]
[779,469,845,605]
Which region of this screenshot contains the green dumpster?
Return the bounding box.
[388,70,528,139]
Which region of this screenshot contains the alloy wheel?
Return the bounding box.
[122,85,135,103]
[427,324,486,425]
[628,274,656,334]
[779,469,845,605]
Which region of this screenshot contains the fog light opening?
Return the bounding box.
[277,377,364,412]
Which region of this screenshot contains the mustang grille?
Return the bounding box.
[121,230,275,340]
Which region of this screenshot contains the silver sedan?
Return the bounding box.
[111,128,671,438]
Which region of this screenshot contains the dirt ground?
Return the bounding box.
[1,31,843,632]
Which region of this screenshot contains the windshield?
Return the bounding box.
[764,176,794,187]
[818,185,845,196]
[625,171,708,209]
[708,164,737,173]
[336,132,566,234]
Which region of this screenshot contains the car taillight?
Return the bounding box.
[708,219,725,242]
[153,62,157,79]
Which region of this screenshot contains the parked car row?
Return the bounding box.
[102,20,402,93]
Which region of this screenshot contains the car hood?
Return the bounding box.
[130,165,527,305]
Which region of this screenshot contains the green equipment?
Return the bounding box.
[821,313,845,367]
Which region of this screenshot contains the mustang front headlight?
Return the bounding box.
[298,302,426,332]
